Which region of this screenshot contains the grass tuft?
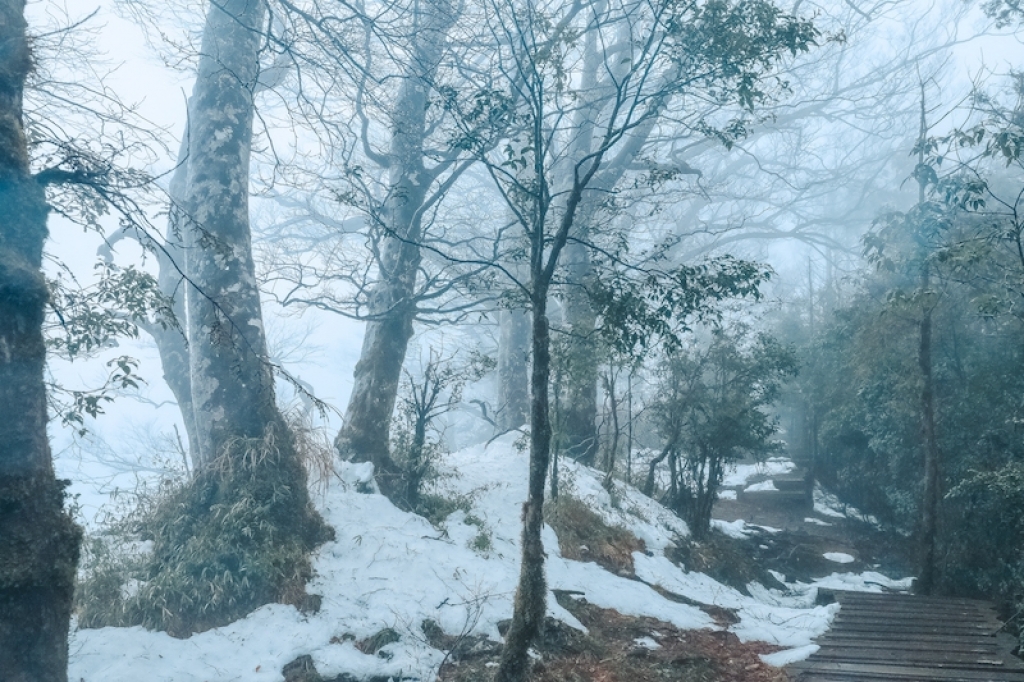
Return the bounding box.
[76,426,332,637]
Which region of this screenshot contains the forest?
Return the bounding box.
[3,0,1024,680]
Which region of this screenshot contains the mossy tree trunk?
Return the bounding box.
[0,1,82,679]
[493,275,557,682]
[183,0,287,466]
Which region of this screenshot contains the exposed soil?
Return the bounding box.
[712,470,915,584]
[435,462,916,682]
[437,593,789,682]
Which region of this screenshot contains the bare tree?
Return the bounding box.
[250,0,513,499]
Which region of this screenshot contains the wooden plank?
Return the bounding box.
[834,605,1001,621]
[813,641,999,656]
[834,593,993,609]
[794,667,1019,679]
[815,637,999,654]
[828,619,1001,634]
[832,609,996,622]
[815,631,999,643]
[788,661,1024,681]
[835,601,998,614]
[788,592,1023,680]
[809,647,1008,666]
[825,622,999,636]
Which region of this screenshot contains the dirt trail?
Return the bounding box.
[711,463,914,586]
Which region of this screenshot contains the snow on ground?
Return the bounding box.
[717,489,738,500]
[761,644,820,667]
[745,480,779,492]
[722,457,795,487]
[68,440,909,680]
[711,518,756,538]
[813,485,881,526]
[634,554,840,648]
[823,552,856,564]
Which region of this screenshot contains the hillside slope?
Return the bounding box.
[69,434,910,681]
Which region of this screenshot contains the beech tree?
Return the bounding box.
[252,0,495,502]
[68,0,329,636]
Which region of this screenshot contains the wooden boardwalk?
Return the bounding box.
[787,591,1024,681]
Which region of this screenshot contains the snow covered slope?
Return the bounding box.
[68,435,910,681]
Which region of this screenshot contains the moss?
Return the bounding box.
[0,475,82,679]
[0,475,81,591]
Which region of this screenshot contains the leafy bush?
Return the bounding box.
[943,463,1024,607]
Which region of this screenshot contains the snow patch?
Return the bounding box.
[711,518,753,538]
[67,435,910,681]
[745,480,778,492]
[634,636,661,650]
[722,458,795,487]
[761,643,820,667]
[823,552,856,564]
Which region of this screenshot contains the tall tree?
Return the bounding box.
[443,0,818,677]
[0,1,82,679]
[329,0,460,498]
[83,0,330,636]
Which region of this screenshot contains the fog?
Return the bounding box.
[6,0,1024,679]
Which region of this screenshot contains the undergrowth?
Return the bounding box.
[546,494,646,577]
[668,532,775,594]
[76,426,332,637]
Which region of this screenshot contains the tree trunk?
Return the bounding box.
[913,87,940,595]
[561,240,600,465]
[0,2,82,679]
[498,307,531,430]
[916,266,940,594]
[493,295,553,682]
[334,0,455,500]
[183,0,288,466]
[151,137,200,461]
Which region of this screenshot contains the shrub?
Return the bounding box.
[76,428,332,637]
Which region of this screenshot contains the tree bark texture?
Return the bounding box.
[183,0,286,466]
[916,267,940,594]
[493,298,553,682]
[0,2,82,679]
[497,307,531,430]
[560,239,599,466]
[151,137,201,461]
[334,0,455,500]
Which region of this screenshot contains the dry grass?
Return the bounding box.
[438,592,789,682]
[546,495,646,577]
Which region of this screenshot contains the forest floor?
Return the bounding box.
[70,441,915,682]
[434,461,917,682]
